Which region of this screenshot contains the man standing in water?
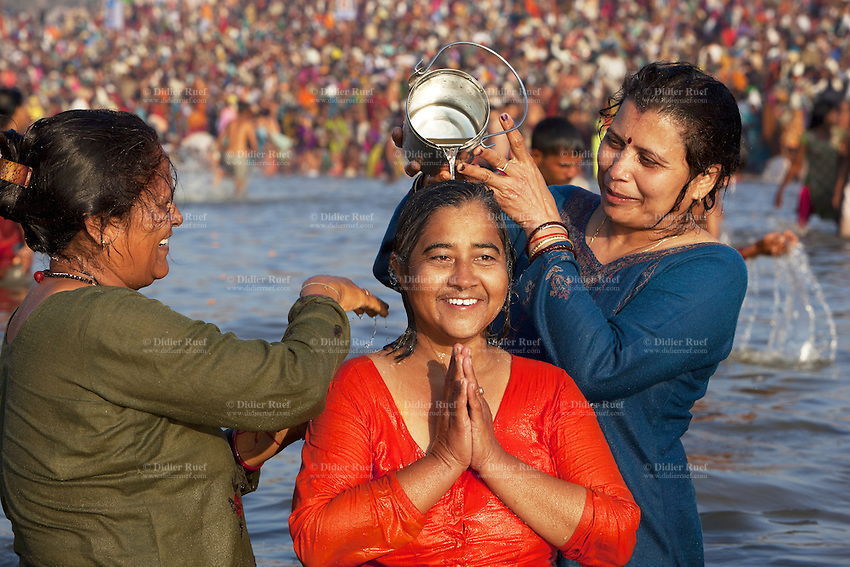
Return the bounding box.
[218,101,258,196]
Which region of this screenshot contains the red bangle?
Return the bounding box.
[528,234,569,257]
[527,227,568,247]
[530,242,574,264]
[527,221,569,243]
[231,430,262,471]
[268,431,283,447]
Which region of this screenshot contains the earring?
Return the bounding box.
[388,267,400,290]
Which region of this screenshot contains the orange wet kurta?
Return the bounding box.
[290,356,639,567]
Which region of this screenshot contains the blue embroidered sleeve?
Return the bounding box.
[518,244,747,401]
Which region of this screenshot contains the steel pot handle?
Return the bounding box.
[413,41,528,143]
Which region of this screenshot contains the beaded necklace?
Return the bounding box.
[33,270,99,286]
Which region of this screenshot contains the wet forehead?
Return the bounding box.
[610,100,687,165]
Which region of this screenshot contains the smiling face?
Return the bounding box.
[104,166,183,289]
[596,99,717,231]
[397,201,509,347]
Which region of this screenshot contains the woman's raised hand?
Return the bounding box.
[458,114,563,237]
[427,345,473,473]
[300,276,389,318]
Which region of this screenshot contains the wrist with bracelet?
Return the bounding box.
[231,429,262,471]
[527,221,568,242]
[529,234,568,254]
[231,429,284,471]
[300,282,341,302]
[527,221,574,263]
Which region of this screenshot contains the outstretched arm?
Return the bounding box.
[736,230,798,260]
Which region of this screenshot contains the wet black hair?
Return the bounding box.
[0,88,24,130]
[600,61,742,233]
[0,109,171,259]
[531,116,585,156]
[385,179,515,361]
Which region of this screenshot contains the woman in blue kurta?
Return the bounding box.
[374,62,747,566]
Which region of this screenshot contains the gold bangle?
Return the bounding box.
[529,235,570,258]
[527,221,570,242]
[527,226,569,244]
[527,229,569,254]
[529,239,567,259]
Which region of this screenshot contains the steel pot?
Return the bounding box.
[402,41,527,176]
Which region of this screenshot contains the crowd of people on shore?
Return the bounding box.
[2,1,848,565]
[1,0,849,181]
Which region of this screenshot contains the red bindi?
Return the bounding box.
[627,137,632,144]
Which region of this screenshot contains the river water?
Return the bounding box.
[0,174,846,565]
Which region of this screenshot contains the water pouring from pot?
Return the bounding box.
[402,41,528,178]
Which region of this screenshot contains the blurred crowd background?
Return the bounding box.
[1,0,849,179]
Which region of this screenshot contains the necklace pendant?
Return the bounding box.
[34,270,45,283]
[589,214,607,246]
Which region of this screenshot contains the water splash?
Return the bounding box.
[733,244,837,368]
[442,146,460,180]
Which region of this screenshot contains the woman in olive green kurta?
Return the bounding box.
[0,109,387,566]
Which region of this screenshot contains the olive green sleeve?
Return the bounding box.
[75,288,349,430]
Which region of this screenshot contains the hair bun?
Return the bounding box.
[0,129,28,223]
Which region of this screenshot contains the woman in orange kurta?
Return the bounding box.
[290,181,639,566]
